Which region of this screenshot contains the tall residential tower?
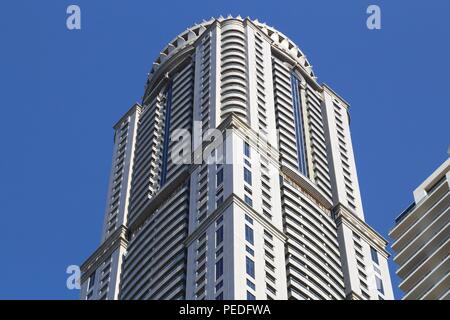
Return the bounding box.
[80,16,393,300]
[390,157,450,300]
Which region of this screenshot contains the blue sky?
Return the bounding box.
[0,0,448,299]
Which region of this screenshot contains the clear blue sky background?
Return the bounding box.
[0,0,448,299]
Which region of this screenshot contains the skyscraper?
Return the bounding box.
[390,157,450,300]
[80,16,393,300]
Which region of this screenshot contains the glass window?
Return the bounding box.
[215,280,223,292]
[216,292,223,300]
[244,195,253,207]
[246,257,255,278]
[244,141,251,157]
[217,168,224,186]
[88,272,96,290]
[216,258,223,279]
[375,276,384,295]
[245,215,253,224]
[371,247,379,265]
[245,225,254,245]
[247,279,255,290]
[244,168,252,185]
[246,246,254,256]
[290,74,308,176]
[216,226,223,246]
[247,291,256,300]
[216,246,223,258]
[373,265,381,275]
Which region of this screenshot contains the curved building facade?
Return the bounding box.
[80,16,393,300]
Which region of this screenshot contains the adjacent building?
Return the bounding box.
[80,16,393,300]
[390,157,450,300]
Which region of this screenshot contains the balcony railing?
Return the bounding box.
[395,175,448,225]
[395,202,416,224]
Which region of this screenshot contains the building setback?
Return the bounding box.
[390,157,450,300]
[80,16,393,300]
